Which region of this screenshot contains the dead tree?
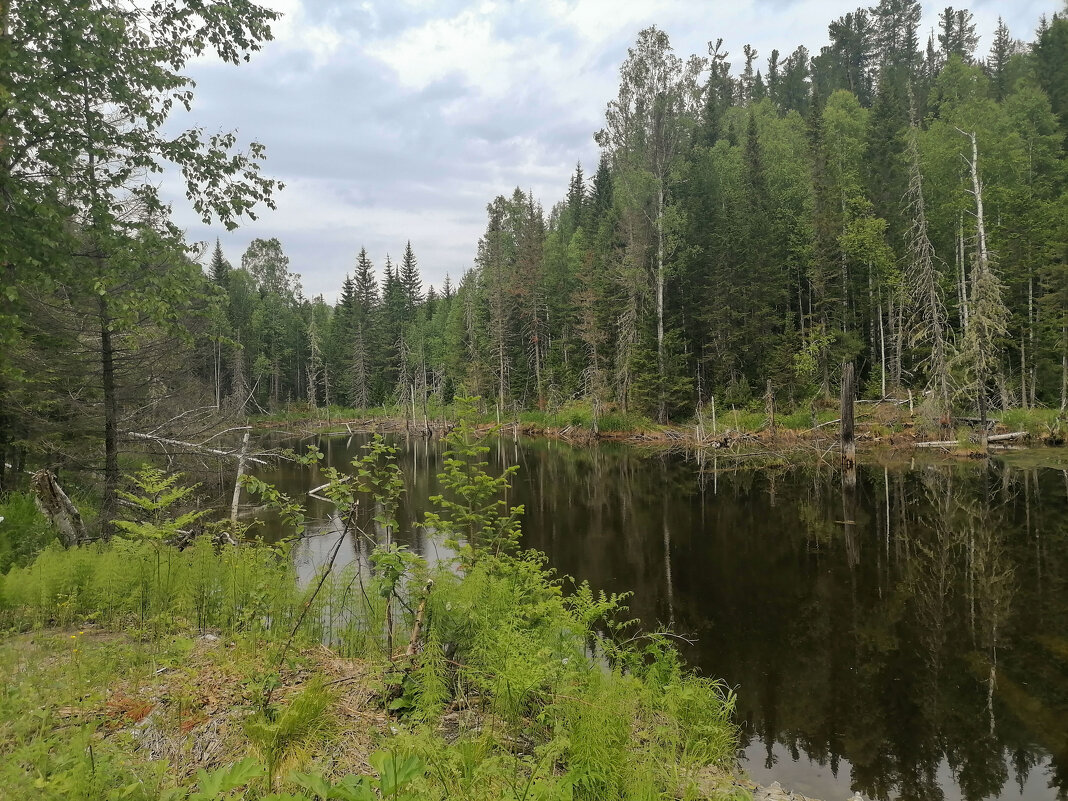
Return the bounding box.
[32,470,88,547]
[840,362,856,472]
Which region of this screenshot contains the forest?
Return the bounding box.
[2,3,1068,800]
[3,1,1068,499]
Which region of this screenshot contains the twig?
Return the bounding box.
[405,580,434,657]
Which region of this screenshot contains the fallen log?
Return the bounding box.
[915,431,1028,448]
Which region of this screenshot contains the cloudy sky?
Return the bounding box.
[166,0,1061,300]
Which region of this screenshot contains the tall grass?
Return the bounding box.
[0,537,298,634]
[0,491,58,573]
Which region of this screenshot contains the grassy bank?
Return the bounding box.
[252,399,1067,451]
[0,541,740,800]
[0,418,742,800]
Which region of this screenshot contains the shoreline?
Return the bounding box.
[252,407,1065,458]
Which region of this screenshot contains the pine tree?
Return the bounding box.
[353,248,378,312]
[209,239,231,286]
[1034,8,1068,144]
[985,18,1017,102]
[399,241,423,314]
[937,7,979,64]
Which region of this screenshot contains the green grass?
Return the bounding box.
[996,407,1064,436]
[1,539,740,800]
[0,491,58,574]
[517,403,656,433]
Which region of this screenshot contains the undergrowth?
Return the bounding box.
[0,397,741,800]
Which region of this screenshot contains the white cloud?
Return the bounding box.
[366,8,519,96]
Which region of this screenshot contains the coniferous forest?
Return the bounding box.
[183,5,1067,426]
[3,1,1068,489]
[4,5,1068,801]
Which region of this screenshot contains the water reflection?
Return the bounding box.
[252,434,1068,801]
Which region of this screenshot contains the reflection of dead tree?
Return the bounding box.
[906,468,966,703]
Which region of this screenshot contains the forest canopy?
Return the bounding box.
[2,0,1068,498]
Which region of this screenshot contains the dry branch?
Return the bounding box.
[126,431,268,465]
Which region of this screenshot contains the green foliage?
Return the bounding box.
[247,679,334,784]
[1,427,739,801]
[189,759,265,800]
[113,466,209,543]
[423,398,524,563]
[0,491,57,573]
[0,537,297,635]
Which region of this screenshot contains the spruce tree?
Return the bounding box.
[209,239,232,286]
[986,18,1016,102]
[399,241,423,314]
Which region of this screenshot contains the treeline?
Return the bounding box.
[208,1,1068,425]
[4,1,1068,511]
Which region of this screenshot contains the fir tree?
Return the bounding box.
[209,239,231,286]
[399,241,423,313]
[985,18,1017,102]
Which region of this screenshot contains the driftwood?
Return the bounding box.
[915,431,1028,448]
[32,470,88,547]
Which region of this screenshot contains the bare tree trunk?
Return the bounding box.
[230,430,250,524]
[978,388,989,453]
[1020,333,1028,411]
[879,292,887,396]
[894,296,904,388]
[99,294,119,529]
[1028,274,1036,408]
[230,336,248,415]
[214,340,222,409]
[841,362,856,469]
[765,379,775,431]
[1062,324,1067,411]
[656,185,666,423]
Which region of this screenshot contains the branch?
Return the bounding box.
[126,431,268,465]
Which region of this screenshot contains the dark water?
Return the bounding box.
[252,433,1068,801]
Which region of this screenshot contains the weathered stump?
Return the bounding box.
[32,469,88,547]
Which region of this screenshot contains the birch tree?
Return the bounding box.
[596,27,705,422]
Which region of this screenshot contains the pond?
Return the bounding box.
[251,432,1068,801]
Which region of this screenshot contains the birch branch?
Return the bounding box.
[126,431,268,465]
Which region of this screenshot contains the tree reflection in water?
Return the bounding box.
[254,434,1068,801]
